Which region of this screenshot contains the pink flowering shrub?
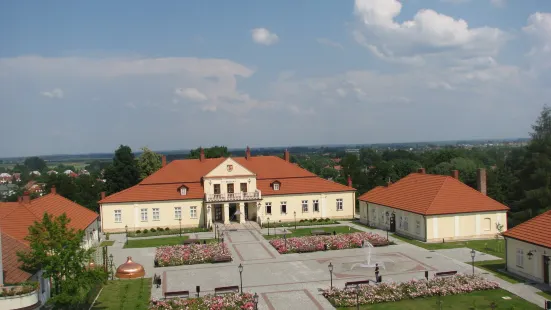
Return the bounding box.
[155,243,231,266]
[323,274,500,307]
[269,232,389,254]
[149,293,255,310]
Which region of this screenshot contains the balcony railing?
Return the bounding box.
[205,190,261,203]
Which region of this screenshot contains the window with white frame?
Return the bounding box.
[415,220,421,235]
[174,207,182,220]
[152,208,160,221]
[302,200,308,212]
[336,198,343,211]
[180,187,187,195]
[404,216,409,231]
[140,208,148,222]
[281,201,287,214]
[484,218,491,231]
[273,183,280,191]
[313,200,319,212]
[114,209,122,223]
[265,202,272,215]
[190,206,197,219]
[516,249,524,267]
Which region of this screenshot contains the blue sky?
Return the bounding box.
[1,0,550,157]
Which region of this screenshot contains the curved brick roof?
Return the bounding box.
[358,173,509,215]
[503,210,551,248]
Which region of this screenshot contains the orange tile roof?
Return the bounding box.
[101,155,353,204]
[358,173,509,215]
[503,210,551,248]
[1,232,32,283]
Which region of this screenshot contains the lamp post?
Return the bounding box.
[267,217,270,236]
[294,211,297,229]
[109,253,114,280]
[125,225,128,245]
[328,262,334,289]
[238,264,244,293]
[179,218,182,237]
[355,284,360,310]
[470,249,476,275]
[253,292,259,310]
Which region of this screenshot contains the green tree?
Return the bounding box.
[104,145,140,195]
[24,156,48,171]
[18,213,106,308]
[188,146,230,159]
[389,159,422,179]
[137,147,162,179]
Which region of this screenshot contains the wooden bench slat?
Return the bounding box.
[164,290,189,298]
[214,285,239,295]
[434,271,457,277]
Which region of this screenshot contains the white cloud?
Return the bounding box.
[175,88,208,102]
[41,88,64,99]
[316,38,344,50]
[523,12,551,73]
[353,0,507,64]
[251,28,279,45]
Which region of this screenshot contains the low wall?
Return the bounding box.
[0,289,40,310]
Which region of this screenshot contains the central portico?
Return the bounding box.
[202,157,262,226]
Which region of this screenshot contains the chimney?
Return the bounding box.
[451,170,459,180]
[347,175,352,187]
[200,148,205,162]
[477,168,487,195]
[101,191,106,200]
[284,149,290,162]
[22,191,31,204]
[245,146,251,160]
[161,155,167,167]
[51,185,57,195]
[417,168,426,174]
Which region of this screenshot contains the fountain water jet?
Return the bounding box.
[359,240,378,268]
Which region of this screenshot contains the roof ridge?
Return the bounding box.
[425,176,453,214]
[2,201,41,223]
[101,185,138,202]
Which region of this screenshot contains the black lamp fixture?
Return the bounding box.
[470,249,476,275]
[328,262,334,289]
[109,253,114,280]
[253,292,259,310]
[238,263,244,293]
[527,250,535,260]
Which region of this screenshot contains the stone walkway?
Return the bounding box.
[103,221,550,309]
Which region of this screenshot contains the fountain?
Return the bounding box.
[359,240,378,268]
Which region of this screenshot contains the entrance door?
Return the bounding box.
[214,205,223,222]
[229,203,237,222]
[244,203,249,220]
[544,255,550,285]
[390,213,396,232]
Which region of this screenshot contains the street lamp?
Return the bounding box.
[238,264,244,293]
[267,217,270,236]
[109,253,114,280]
[470,249,476,275]
[328,262,334,289]
[253,292,259,310]
[294,211,297,229]
[179,218,182,237]
[125,225,128,245]
[355,284,360,310]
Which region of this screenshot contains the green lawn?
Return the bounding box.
[124,236,189,248]
[337,289,540,310]
[264,225,361,240]
[99,240,115,247]
[392,234,505,258]
[537,290,551,300]
[473,260,524,284]
[91,278,151,310]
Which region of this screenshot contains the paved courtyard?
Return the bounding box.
[107,222,549,309]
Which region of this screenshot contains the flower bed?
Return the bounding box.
[323,274,499,307]
[155,243,231,266]
[265,218,339,228]
[128,227,208,238]
[269,232,389,254]
[150,293,254,310]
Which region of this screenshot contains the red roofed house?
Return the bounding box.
[358,168,509,242]
[502,210,551,287]
[0,187,99,306]
[99,148,355,232]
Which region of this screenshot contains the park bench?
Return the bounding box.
[311,230,331,236]
[434,271,457,278]
[344,280,370,289]
[164,290,189,299]
[214,285,239,296]
[213,255,232,263]
[182,239,202,245]
[297,245,317,253]
[153,274,162,288]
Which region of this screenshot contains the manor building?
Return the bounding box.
[99,148,356,232]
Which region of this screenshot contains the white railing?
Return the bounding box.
[205,190,261,202]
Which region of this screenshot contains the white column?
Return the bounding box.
[239,202,245,223]
[321,195,327,218]
[223,203,230,224]
[433,217,439,239]
[206,204,212,229]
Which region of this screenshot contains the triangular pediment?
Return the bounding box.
[204,158,255,178]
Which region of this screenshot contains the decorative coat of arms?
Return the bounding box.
[227,164,233,172]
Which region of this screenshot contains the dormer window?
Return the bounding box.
[179,185,188,196]
[272,181,281,191]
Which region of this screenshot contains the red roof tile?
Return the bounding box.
[1,232,32,283]
[503,210,551,248]
[100,183,204,204]
[358,173,509,215]
[259,177,354,196]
